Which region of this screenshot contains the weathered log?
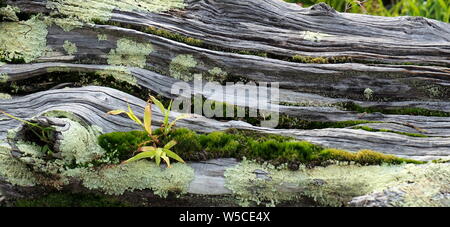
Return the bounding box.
[0,0,449,206]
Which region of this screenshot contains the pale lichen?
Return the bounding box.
[0,93,11,100]
[47,0,186,24]
[95,66,139,86]
[64,161,195,196]
[57,119,106,165]
[107,38,153,68]
[97,34,108,41]
[0,16,48,63]
[364,88,374,100]
[0,5,20,22]
[224,160,449,207]
[0,72,8,83]
[207,67,228,82]
[300,31,333,42]
[0,146,37,187]
[63,40,78,56]
[52,17,83,32]
[169,54,197,81]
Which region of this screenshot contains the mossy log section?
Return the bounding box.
[0,86,449,160]
[0,0,450,206]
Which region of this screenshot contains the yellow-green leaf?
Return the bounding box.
[164,149,185,163]
[144,103,152,135]
[124,149,156,163]
[164,140,177,150]
[127,104,143,126]
[107,110,127,115]
[150,96,166,115]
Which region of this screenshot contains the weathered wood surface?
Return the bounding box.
[0,0,450,206]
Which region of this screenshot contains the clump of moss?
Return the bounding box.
[14,192,129,207]
[0,16,48,63]
[107,38,153,68]
[339,102,450,117]
[144,26,203,47]
[98,128,424,170]
[291,55,352,64]
[353,126,428,138]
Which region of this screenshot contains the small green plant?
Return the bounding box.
[0,110,54,154]
[107,96,190,167]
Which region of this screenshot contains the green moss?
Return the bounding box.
[291,55,352,64]
[353,126,428,138]
[169,54,197,81]
[107,38,153,68]
[63,40,77,55]
[0,16,48,63]
[15,192,129,207]
[99,128,424,169]
[340,102,450,117]
[278,115,381,130]
[64,160,194,196]
[98,130,149,163]
[144,26,203,47]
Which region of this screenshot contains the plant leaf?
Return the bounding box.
[155,148,163,166]
[161,153,171,168]
[164,149,185,163]
[150,96,166,115]
[127,104,143,126]
[167,114,191,131]
[143,102,152,135]
[107,110,127,115]
[124,149,156,163]
[163,140,177,150]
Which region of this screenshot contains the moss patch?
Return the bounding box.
[98,128,424,170]
[340,102,450,117]
[0,16,48,63]
[352,126,428,138]
[14,192,129,207]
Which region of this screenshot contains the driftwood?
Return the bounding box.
[0,0,450,206]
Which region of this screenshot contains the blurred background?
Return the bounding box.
[284,0,449,22]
